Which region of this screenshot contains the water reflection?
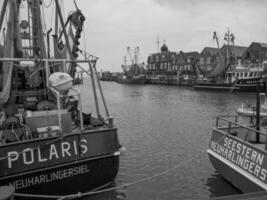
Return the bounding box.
[206,173,240,198]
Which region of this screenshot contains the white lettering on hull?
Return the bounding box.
[7,140,88,168]
[210,139,267,182]
[11,164,90,190]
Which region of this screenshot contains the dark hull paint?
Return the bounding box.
[2,155,119,196]
[0,128,120,197]
[193,82,235,92]
[116,77,146,84]
[208,151,263,193]
[233,78,266,93]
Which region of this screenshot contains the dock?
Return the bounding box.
[212,191,267,200]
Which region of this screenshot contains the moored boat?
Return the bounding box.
[116,74,146,84]
[117,46,146,84]
[207,114,267,192]
[0,0,120,197]
[193,82,235,91]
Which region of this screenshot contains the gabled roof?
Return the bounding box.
[257,42,267,48]
[200,47,218,56]
[182,51,199,58]
[231,45,247,57]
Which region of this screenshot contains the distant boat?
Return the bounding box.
[117,46,146,84]
[117,74,146,84]
[195,31,233,90]
[229,61,267,93]
[193,82,235,91]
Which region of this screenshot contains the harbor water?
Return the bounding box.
[77,79,260,200]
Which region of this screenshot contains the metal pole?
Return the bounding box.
[93,63,110,118]
[88,62,100,120]
[256,81,260,143]
[0,0,8,32]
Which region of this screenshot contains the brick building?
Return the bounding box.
[146,43,199,85]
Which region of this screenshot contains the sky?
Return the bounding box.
[1,0,267,72]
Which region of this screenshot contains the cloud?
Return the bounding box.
[1,0,267,71]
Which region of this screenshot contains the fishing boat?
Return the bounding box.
[194,31,236,91]
[0,0,120,197]
[207,88,267,192]
[195,31,249,92]
[226,61,267,93]
[117,46,146,84]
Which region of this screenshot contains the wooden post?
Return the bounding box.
[228,121,231,134]
[216,117,219,127]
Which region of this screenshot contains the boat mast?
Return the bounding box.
[54,0,73,63]
[0,0,8,32]
[127,46,134,65]
[213,31,224,68]
[30,0,47,58]
[123,56,127,67]
[224,29,235,64]
[135,46,139,65]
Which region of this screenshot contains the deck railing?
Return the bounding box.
[215,115,267,150]
[0,58,114,129]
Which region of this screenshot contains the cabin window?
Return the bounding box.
[244,72,247,77]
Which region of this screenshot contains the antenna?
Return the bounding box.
[157,35,160,53]
[224,28,235,63]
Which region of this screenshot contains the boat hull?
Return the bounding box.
[207,129,267,193]
[116,76,146,84]
[0,128,120,197]
[2,155,119,196]
[208,150,263,193]
[193,82,235,91]
[233,78,266,93]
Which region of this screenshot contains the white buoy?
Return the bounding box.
[49,72,73,92]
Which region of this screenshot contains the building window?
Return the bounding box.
[200,57,204,65]
[187,58,191,63]
[207,57,211,64]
